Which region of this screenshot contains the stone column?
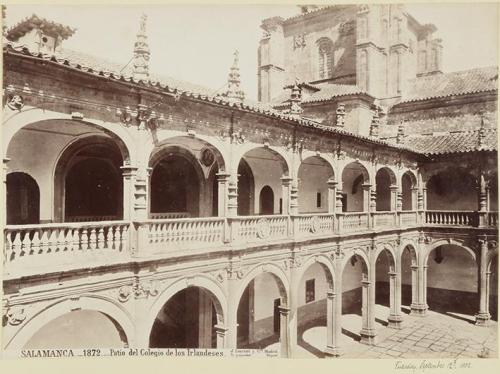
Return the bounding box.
[387,270,403,328]
[478,173,488,227]
[411,187,419,211]
[409,264,423,315]
[121,165,138,220]
[288,265,300,356]
[198,289,214,348]
[134,166,151,221]
[279,306,291,358]
[281,176,293,215]
[325,290,341,357]
[228,179,239,218]
[216,172,231,217]
[411,264,429,316]
[476,239,491,326]
[390,184,399,211]
[360,274,376,345]
[2,158,10,226]
[327,178,337,214]
[290,179,299,215]
[214,324,228,348]
[225,278,239,349]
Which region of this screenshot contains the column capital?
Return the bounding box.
[361,280,371,287]
[280,176,293,185]
[388,271,397,277]
[362,183,372,190]
[327,291,337,299]
[214,324,228,334]
[327,178,337,188]
[389,184,399,191]
[216,171,231,182]
[278,306,290,315]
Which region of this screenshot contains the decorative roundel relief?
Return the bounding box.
[256,218,271,239]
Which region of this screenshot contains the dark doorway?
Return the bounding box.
[237,159,254,216]
[150,154,200,216]
[6,172,40,225]
[273,298,280,333]
[260,185,274,215]
[65,158,122,221]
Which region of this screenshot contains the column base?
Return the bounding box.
[410,303,427,317]
[324,345,342,357]
[475,312,491,327]
[387,314,404,329]
[360,328,377,345]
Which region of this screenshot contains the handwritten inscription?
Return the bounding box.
[395,359,472,372]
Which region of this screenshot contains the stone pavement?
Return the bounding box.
[267,305,498,359]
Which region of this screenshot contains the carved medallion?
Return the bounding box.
[310,215,320,233]
[200,148,215,167]
[256,218,271,239]
[7,95,24,111]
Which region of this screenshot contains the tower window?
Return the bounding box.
[316,192,322,208]
[317,38,334,79]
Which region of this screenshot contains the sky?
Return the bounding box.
[4,2,499,100]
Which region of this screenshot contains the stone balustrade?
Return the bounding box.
[425,210,475,226]
[3,210,496,275]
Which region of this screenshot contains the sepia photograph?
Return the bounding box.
[0,1,498,368]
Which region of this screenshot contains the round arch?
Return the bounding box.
[374,244,396,270]
[340,249,371,277]
[235,263,290,307]
[399,241,418,266]
[3,112,136,163]
[424,240,477,266]
[144,275,227,343]
[53,134,126,222]
[296,254,335,290]
[297,155,335,214]
[340,161,371,212]
[4,295,135,350]
[234,145,291,177]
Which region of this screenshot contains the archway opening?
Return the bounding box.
[259,186,274,215]
[297,156,333,213]
[150,153,201,218]
[341,254,368,341]
[23,310,128,349]
[239,147,288,215]
[401,245,417,313]
[402,172,416,211]
[236,272,286,349]
[64,142,123,222]
[427,168,478,210]
[237,159,255,216]
[341,162,369,212]
[374,249,395,325]
[6,172,40,225]
[296,262,333,357]
[426,244,478,321]
[149,287,219,348]
[375,168,394,211]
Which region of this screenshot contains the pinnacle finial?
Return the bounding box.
[396,120,405,144]
[478,115,487,149]
[370,107,380,137]
[132,13,150,81]
[224,49,245,102]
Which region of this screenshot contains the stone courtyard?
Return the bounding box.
[266,305,498,359]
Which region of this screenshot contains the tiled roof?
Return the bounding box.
[396,129,497,155]
[271,83,369,107]
[5,40,494,157]
[401,66,498,103]
[302,83,369,103]
[58,48,219,97]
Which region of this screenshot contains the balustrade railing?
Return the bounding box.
[293,213,335,238]
[425,211,475,226]
[230,215,289,244]
[373,212,397,229]
[66,215,120,222]
[143,217,225,252]
[4,209,495,274]
[4,221,129,269]
[341,212,369,232]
